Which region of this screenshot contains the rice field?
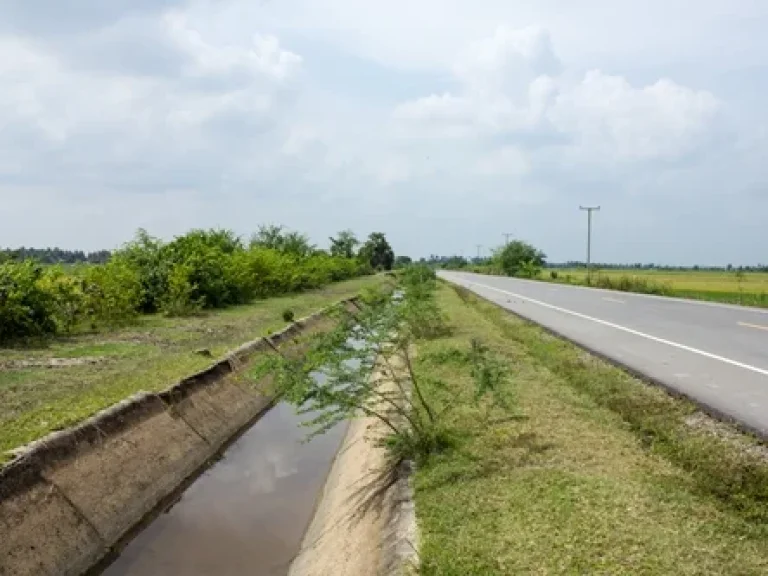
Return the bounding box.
[549,268,768,307]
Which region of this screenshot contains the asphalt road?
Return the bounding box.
[439,270,768,437]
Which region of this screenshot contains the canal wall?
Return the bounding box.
[0,301,355,576]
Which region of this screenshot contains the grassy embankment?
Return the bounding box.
[413,282,768,574]
[0,275,384,462]
[548,268,768,307]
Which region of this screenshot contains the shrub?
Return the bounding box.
[0,261,58,342]
[161,263,203,317]
[1,225,371,342]
[282,309,295,323]
[550,270,559,280]
[82,260,141,328]
[40,266,87,332]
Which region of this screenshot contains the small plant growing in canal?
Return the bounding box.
[282,308,295,323]
[261,266,508,468]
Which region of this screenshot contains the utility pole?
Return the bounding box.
[502,232,514,246]
[476,244,483,261]
[579,206,600,283]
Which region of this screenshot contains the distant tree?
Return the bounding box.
[251,224,314,257]
[251,224,285,251]
[359,232,395,271]
[281,231,314,257]
[493,240,546,277]
[0,247,112,264]
[443,256,468,269]
[329,229,359,259]
[394,255,413,269]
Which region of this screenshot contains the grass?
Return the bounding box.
[550,268,768,307]
[413,283,768,575]
[0,275,384,461]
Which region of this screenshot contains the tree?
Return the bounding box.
[394,255,413,269]
[251,224,314,257]
[359,232,395,271]
[281,231,315,257]
[329,230,359,259]
[251,224,285,251]
[494,240,546,277]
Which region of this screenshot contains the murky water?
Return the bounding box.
[101,402,346,576]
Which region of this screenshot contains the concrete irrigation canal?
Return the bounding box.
[1,303,416,576]
[101,401,347,576]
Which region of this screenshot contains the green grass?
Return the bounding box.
[550,268,768,307]
[413,283,768,575]
[0,275,384,461]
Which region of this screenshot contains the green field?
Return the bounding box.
[550,268,768,307]
[0,275,384,461]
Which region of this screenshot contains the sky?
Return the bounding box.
[2,0,767,265]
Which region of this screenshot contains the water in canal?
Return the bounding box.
[101,401,347,576]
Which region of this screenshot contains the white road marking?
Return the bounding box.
[739,321,768,332]
[460,279,768,378]
[602,297,626,304]
[446,272,768,315]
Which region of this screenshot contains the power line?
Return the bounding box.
[579,206,601,282]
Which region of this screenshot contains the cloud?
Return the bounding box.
[1,0,767,266]
[395,25,720,164]
[548,72,721,162]
[0,12,303,195]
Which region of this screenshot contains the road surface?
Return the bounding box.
[439,271,768,437]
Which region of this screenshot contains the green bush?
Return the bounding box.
[0,261,58,342]
[82,260,142,328]
[282,309,295,323]
[0,225,372,342]
[160,263,203,317]
[40,266,87,332]
[494,240,546,277]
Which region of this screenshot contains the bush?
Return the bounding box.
[550,270,559,280]
[0,261,58,342]
[494,240,546,277]
[0,225,372,342]
[82,260,142,328]
[160,263,203,317]
[40,266,87,332]
[282,309,295,323]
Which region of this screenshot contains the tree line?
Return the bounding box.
[0,226,395,343]
[0,248,111,264]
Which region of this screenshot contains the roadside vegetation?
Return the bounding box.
[547,267,768,307]
[259,266,768,573]
[0,225,396,343]
[414,282,768,574]
[262,266,484,468]
[440,239,768,308]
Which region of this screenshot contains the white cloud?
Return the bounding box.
[164,13,302,82]
[394,25,720,164]
[1,0,767,265]
[0,12,304,192]
[548,72,720,161]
